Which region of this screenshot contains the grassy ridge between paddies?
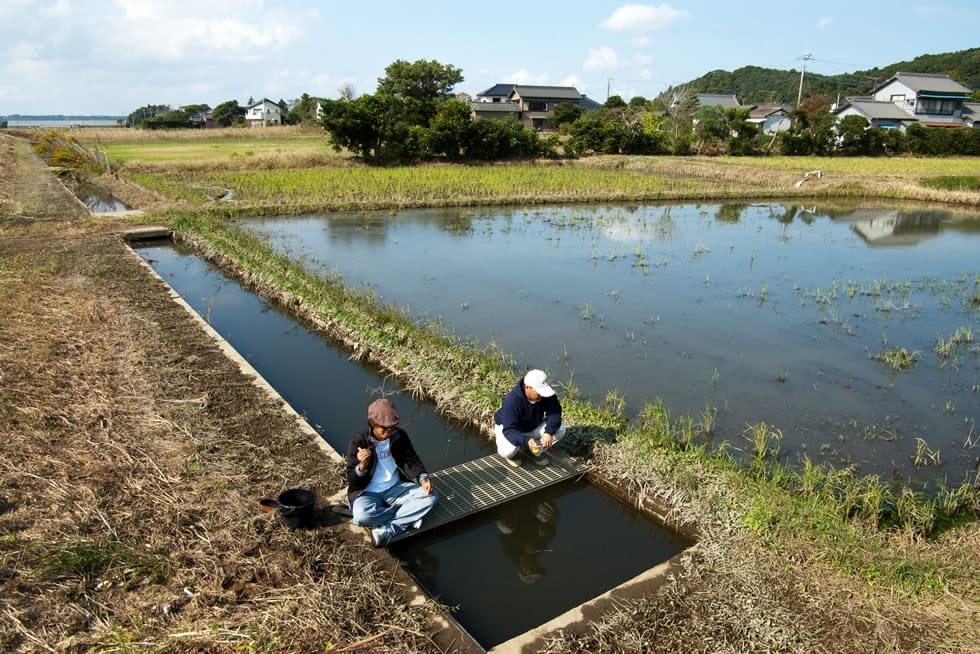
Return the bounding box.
[128,157,980,213]
[167,209,978,615]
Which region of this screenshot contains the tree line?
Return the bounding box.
[127,57,980,160]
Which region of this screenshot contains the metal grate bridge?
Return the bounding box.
[391,448,587,543]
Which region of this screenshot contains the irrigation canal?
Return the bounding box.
[134,241,691,649]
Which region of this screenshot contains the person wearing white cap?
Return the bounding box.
[493,369,566,468]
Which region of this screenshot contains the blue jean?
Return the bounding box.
[351,481,439,537]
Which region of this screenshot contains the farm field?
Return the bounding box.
[1,128,978,652]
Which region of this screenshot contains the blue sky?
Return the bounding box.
[1,0,977,115]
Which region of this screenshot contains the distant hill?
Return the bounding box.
[681,47,980,105]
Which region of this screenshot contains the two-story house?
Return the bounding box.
[833,72,975,131]
[245,99,283,127]
[471,84,602,131]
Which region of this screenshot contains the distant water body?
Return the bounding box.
[5,118,124,128]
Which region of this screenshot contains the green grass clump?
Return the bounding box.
[872,346,918,370]
[921,175,980,191]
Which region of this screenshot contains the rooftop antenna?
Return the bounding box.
[796,52,813,108]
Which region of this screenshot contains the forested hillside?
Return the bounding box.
[682,47,980,104]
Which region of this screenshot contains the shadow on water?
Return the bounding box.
[70,180,129,213]
[242,201,980,486]
[135,242,691,649]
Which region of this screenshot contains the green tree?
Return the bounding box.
[836,115,870,155]
[426,98,472,160]
[693,105,728,154]
[213,100,245,127]
[604,94,627,109]
[319,95,387,162]
[724,107,758,155]
[628,96,648,109]
[126,104,171,127]
[376,59,464,127]
[552,101,584,130]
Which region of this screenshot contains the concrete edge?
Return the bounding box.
[126,240,484,653]
[489,543,699,653]
[124,241,341,464]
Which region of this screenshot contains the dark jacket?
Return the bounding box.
[345,427,428,505]
[493,377,563,449]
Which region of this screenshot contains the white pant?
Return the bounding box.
[494,421,567,459]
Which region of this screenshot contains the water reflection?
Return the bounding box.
[136,242,690,649]
[496,499,559,584]
[848,209,943,246]
[244,201,980,485]
[69,181,129,213]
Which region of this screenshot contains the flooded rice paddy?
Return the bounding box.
[136,242,691,649]
[243,202,980,486]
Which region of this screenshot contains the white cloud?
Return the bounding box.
[6,42,55,77]
[560,74,585,90]
[584,46,619,71]
[508,69,550,85]
[106,1,303,62]
[816,16,833,29]
[600,4,688,32]
[634,53,652,66]
[40,0,72,17]
[631,35,652,48]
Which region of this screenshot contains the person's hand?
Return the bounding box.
[356,446,373,471]
[540,433,554,448]
[420,477,433,494]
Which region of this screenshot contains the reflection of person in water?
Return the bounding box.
[496,500,559,583]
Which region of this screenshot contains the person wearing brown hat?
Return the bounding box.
[346,398,438,547]
[493,369,566,468]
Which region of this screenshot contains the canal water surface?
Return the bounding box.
[243,202,980,486]
[136,242,691,648]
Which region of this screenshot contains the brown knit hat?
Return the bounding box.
[367,398,400,427]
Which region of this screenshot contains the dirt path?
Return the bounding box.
[0,135,448,652]
[1,131,977,653]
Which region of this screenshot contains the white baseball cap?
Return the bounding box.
[523,369,555,397]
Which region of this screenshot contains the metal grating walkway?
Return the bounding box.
[391,448,587,542]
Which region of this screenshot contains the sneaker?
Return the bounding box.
[411,519,423,530]
[502,456,522,468]
[531,455,550,467]
[370,527,390,548]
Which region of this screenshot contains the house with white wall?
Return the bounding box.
[245,99,282,127]
[833,72,975,131]
[872,72,973,127]
[747,103,792,134]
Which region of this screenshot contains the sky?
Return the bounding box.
[1,0,977,115]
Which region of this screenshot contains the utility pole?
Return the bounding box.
[607,78,614,101]
[797,52,813,108]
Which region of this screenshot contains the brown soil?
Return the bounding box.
[0,133,451,653]
[1,131,977,653]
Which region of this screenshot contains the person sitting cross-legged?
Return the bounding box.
[346,398,438,547]
[493,369,567,468]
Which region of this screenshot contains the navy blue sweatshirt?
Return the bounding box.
[494,377,563,448]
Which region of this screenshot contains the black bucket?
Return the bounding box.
[259,487,316,530]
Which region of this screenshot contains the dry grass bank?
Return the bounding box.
[1,129,978,653]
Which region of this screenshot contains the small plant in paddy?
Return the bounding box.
[872,346,918,371]
[911,437,942,468]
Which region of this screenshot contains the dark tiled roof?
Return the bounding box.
[890,72,972,96]
[476,83,515,97]
[697,93,742,109]
[835,99,914,120]
[511,85,584,100]
[748,103,788,119]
